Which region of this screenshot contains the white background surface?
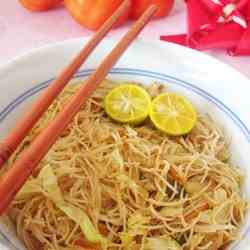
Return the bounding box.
[0,1,250,78]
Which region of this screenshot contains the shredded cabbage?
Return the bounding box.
[146,237,181,250]
[58,205,102,243]
[34,164,103,244]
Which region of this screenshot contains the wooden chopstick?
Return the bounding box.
[0,5,157,215]
[0,0,131,170]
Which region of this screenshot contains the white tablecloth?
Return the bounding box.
[0,1,250,79]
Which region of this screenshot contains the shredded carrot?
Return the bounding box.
[74,239,100,250]
[169,165,185,185]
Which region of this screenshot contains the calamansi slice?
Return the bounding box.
[104,84,151,124]
[149,93,197,135]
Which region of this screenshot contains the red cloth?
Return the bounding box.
[161,0,250,56]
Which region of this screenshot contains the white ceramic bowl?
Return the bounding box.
[0,38,250,249]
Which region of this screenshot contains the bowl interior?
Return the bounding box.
[1,69,250,249]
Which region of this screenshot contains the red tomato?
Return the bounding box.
[64,0,131,31]
[19,0,62,11]
[131,0,174,19]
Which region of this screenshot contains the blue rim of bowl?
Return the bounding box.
[0,68,250,142]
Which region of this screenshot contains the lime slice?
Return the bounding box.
[149,93,197,135]
[104,84,151,124]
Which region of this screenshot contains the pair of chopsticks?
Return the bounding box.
[0,0,131,169]
[0,1,157,214]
